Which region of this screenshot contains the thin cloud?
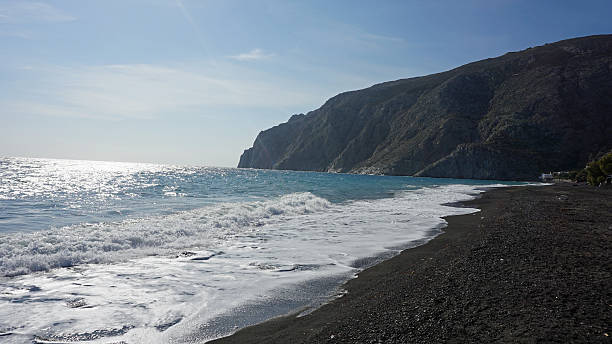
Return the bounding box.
[0,30,33,39]
[3,63,321,121]
[362,33,404,43]
[174,0,196,30]
[229,49,275,61]
[0,1,75,23]
[173,0,208,55]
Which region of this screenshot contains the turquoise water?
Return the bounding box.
[0,157,523,343]
[0,157,516,234]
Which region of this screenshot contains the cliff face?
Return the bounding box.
[238,35,612,180]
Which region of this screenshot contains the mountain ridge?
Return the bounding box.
[238,35,612,180]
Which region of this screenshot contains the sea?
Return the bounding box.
[0,157,525,343]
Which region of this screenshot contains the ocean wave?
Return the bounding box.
[0,183,503,343]
[0,192,331,276]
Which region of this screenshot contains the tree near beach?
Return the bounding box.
[585,152,612,186]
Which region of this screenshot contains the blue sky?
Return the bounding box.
[1,0,611,166]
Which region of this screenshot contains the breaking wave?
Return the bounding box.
[0,192,331,276]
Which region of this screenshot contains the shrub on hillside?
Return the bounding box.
[572,169,587,183]
[585,152,612,186]
[598,152,612,175]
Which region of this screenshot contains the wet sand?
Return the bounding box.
[211,184,611,343]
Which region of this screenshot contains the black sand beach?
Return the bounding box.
[211,184,611,343]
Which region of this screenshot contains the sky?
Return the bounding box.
[1,0,611,167]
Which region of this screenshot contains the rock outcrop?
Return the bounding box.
[238,35,612,180]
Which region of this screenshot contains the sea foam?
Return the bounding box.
[0,157,522,343]
[0,183,496,344]
[0,192,330,276]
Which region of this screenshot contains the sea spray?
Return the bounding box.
[0,157,524,343]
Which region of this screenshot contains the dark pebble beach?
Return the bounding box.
[211,184,611,343]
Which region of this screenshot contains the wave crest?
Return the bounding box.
[0,192,330,276]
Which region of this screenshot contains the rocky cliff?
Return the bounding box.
[238,35,612,180]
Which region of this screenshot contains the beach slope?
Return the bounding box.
[211,184,611,343]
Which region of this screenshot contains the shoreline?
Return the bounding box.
[210,184,611,343]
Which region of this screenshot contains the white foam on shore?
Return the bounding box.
[0,184,501,343]
[0,192,331,277]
